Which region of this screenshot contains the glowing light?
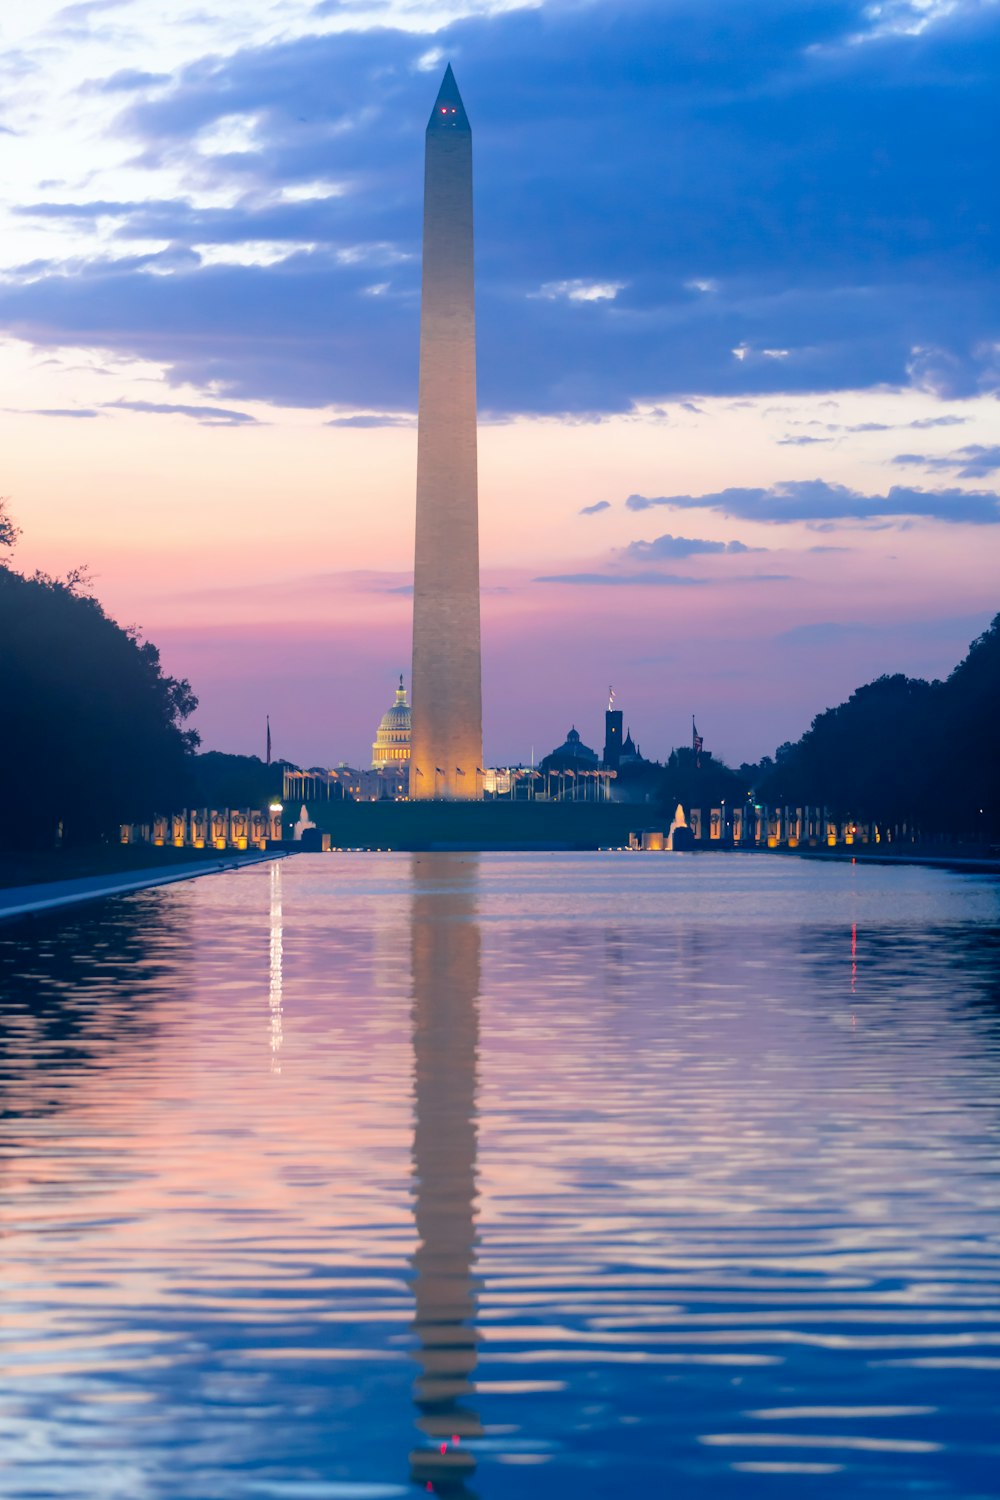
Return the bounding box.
[269,861,284,1072]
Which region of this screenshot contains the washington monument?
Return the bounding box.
[409,66,483,801]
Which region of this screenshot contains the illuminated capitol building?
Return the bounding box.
[284,679,414,803]
[283,678,625,806]
[372,676,412,770]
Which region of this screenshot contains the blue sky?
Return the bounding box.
[0,0,997,764]
[3,0,997,417]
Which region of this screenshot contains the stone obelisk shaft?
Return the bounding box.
[409,67,483,801]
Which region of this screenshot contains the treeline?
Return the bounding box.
[1,503,201,850]
[4,493,996,849]
[729,615,999,842]
[192,750,283,811]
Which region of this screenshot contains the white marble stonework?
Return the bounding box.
[409,66,483,801]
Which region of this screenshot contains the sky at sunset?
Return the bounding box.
[1,0,997,768]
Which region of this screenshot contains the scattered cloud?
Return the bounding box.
[0,0,994,415]
[579,499,611,516]
[625,533,758,559]
[534,570,790,587]
[325,412,416,428]
[105,399,261,426]
[5,406,101,418]
[778,435,834,446]
[82,68,171,95]
[891,443,1000,478]
[626,479,1000,525]
[534,571,709,588]
[52,0,132,31]
[813,414,971,434]
[532,280,626,304]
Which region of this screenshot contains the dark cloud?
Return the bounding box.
[579,500,611,516]
[626,479,1000,524]
[105,399,261,426]
[625,533,756,559]
[0,0,996,413]
[891,443,1000,478]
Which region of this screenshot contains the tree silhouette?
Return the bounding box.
[1,501,199,850]
[753,615,1000,842]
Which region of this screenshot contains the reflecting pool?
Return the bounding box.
[1,852,999,1497]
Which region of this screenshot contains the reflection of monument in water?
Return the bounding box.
[409,853,483,1493]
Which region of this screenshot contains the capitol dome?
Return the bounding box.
[371,675,411,768]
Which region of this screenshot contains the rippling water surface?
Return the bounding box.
[1,852,999,1498]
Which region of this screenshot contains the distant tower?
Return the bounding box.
[604,709,623,770]
[409,66,483,801]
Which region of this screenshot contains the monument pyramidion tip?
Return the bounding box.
[428,64,470,132]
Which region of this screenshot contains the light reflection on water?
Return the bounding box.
[1,852,999,1497]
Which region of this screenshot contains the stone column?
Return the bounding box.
[409,66,484,800]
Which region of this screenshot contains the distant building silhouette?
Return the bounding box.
[604,708,623,770]
[620,727,644,765]
[539,726,599,773]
